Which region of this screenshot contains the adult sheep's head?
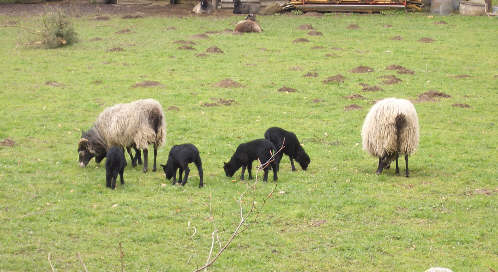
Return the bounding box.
[78,138,94,168]
[223,162,236,177]
[296,150,310,171]
[78,129,107,167]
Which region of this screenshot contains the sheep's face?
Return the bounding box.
[78,138,94,167]
[296,150,310,170]
[223,162,236,177]
[245,14,256,21]
[161,163,175,180]
[376,153,397,174]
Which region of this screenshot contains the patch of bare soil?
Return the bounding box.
[174,40,196,45]
[311,46,324,50]
[178,45,195,50]
[344,104,362,111]
[434,20,447,25]
[360,83,382,92]
[89,37,102,42]
[464,188,497,196]
[384,24,392,28]
[201,98,236,107]
[108,47,124,52]
[191,34,209,39]
[167,106,180,111]
[0,138,15,147]
[310,220,327,227]
[452,103,471,108]
[278,86,297,93]
[205,30,222,34]
[344,94,365,100]
[195,53,208,57]
[46,81,64,87]
[95,16,110,21]
[304,72,318,77]
[92,80,103,84]
[418,37,435,43]
[214,79,242,88]
[298,24,313,30]
[386,64,415,75]
[415,90,451,102]
[122,13,144,19]
[166,26,177,31]
[308,30,323,36]
[289,66,302,71]
[453,74,471,78]
[115,28,132,34]
[206,46,223,53]
[304,12,323,16]
[293,38,310,43]
[132,81,164,88]
[323,74,345,83]
[379,75,402,85]
[325,53,339,58]
[390,36,403,40]
[347,24,359,29]
[351,66,374,73]
[312,98,324,103]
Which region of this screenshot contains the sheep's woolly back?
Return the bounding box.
[361,98,419,157]
[234,20,262,33]
[94,99,166,150]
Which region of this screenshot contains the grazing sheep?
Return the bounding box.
[234,14,262,33]
[224,139,278,182]
[161,144,204,188]
[105,146,126,189]
[361,98,419,177]
[264,127,310,171]
[78,99,166,173]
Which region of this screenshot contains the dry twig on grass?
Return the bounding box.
[77,252,88,272]
[48,252,56,272]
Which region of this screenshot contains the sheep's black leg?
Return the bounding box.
[143,148,149,173]
[376,157,384,175]
[290,156,296,171]
[195,159,204,188]
[120,169,125,185]
[272,161,278,181]
[240,165,246,180]
[405,155,409,177]
[152,144,158,172]
[106,173,112,188]
[179,168,184,182]
[126,147,136,167]
[172,168,177,185]
[181,167,190,186]
[111,176,117,189]
[395,154,400,175]
[275,153,283,172]
[134,147,142,165]
[263,168,269,182]
[247,161,253,180]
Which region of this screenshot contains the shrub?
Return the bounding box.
[38,9,78,48]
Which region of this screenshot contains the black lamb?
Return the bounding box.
[223,139,278,182]
[160,144,204,188]
[105,146,127,190]
[264,127,310,171]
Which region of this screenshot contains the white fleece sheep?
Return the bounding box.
[361,98,419,176]
[78,98,166,172]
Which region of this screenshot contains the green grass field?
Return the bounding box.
[0,11,496,271]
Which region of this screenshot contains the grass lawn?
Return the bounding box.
[0,10,496,271]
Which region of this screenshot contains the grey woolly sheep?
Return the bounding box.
[361,98,419,177]
[78,98,166,173]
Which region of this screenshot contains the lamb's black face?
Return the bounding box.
[296,151,310,171]
[161,163,174,180]
[78,138,94,167]
[376,153,397,174]
[223,162,235,177]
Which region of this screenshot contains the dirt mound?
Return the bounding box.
[308,31,323,36]
[45,81,64,87]
[452,103,471,108]
[323,74,345,83]
[347,24,359,29]
[344,104,362,111]
[418,37,435,43]
[453,74,471,78]
[312,98,324,103]
[195,53,208,58]
[206,46,223,53]
[310,219,327,227]
[434,20,447,25]
[95,16,110,21]
[89,37,102,42]
[351,66,374,73]
[464,188,497,196]
[416,90,451,102]
[166,26,177,31]
[115,29,132,34]
[384,24,392,28]
[174,40,196,45]
[0,138,15,147]
[379,75,402,85]
[205,30,222,34]
[214,79,242,88]
[191,34,209,39]
[201,98,236,107]
[168,106,180,111]
[178,45,195,50]
[311,46,324,50]
[390,36,403,40]
[278,86,297,93]
[132,81,164,88]
[304,72,318,77]
[289,66,302,71]
[92,80,103,85]
[298,24,313,30]
[293,38,310,43]
[386,64,415,75]
[325,53,339,58]
[359,83,382,92]
[344,94,365,100]
[122,13,144,19]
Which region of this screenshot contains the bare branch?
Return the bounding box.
[48,252,56,272]
[205,230,217,267]
[77,252,88,272]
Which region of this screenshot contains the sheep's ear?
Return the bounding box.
[78,138,89,150]
[160,164,167,168]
